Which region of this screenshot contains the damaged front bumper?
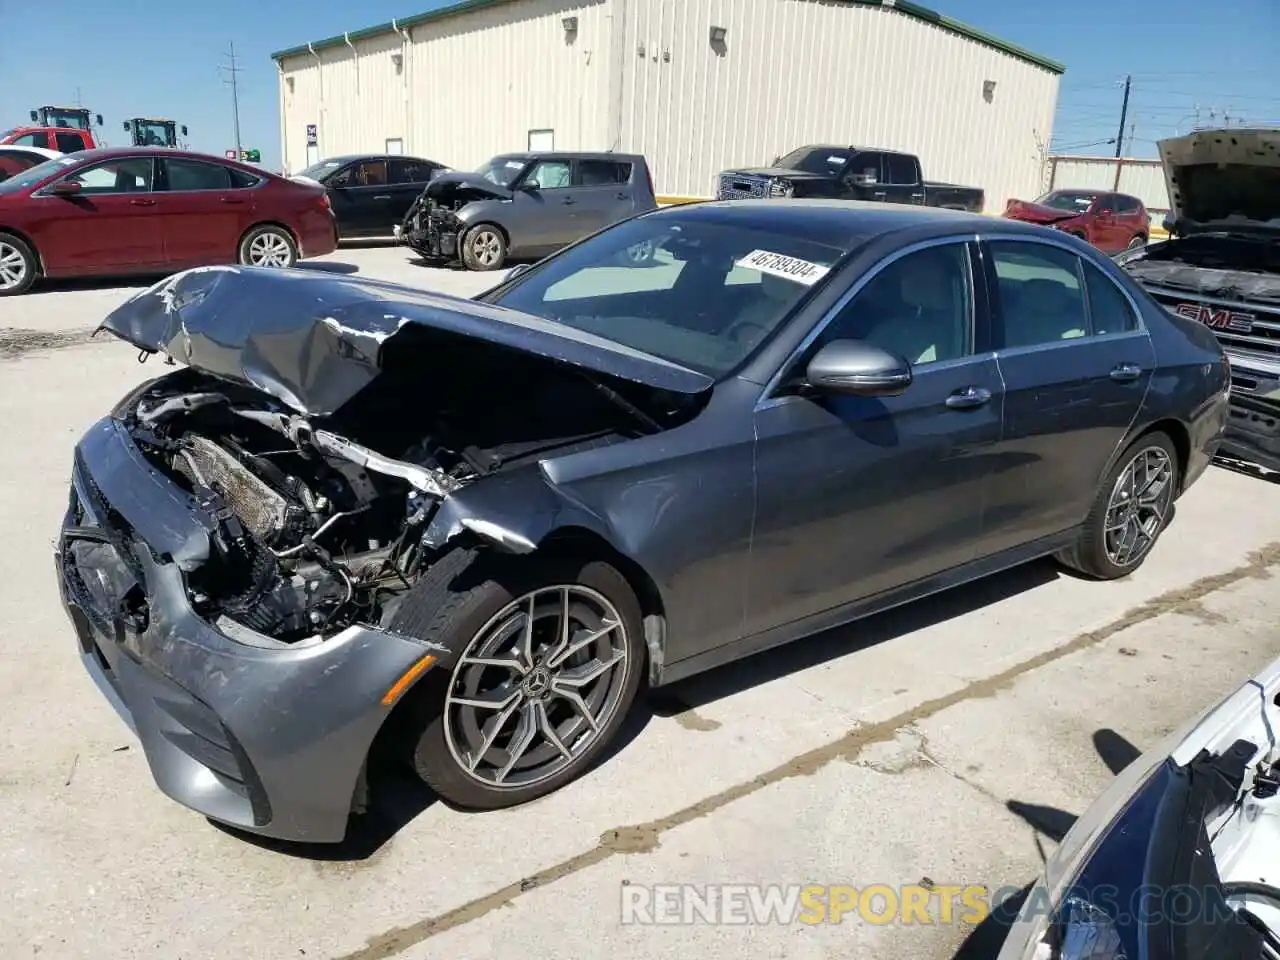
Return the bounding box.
[55,417,443,843]
[398,200,464,262]
[1219,350,1280,472]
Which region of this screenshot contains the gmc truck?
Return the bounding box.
[715,144,985,212]
[1117,127,1280,472]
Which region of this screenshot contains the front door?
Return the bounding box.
[744,240,1003,638]
[154,156,253,267]
[510,158,579,254]
[327,158,395,237]
[33,156,165,274]
[979,237,1155,553]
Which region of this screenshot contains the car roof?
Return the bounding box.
[45,147,276,178]
[313,153,440,165]
[493,152,646,163]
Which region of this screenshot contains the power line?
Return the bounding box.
[219,41,245,156]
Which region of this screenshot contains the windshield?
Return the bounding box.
[135,122,175,147]
[0,155,80,195]
[41,109,90,130]
[1035,190,1098,212]
[297,159,344,181]
[475,156,528,188]
[484,213,849,377]
[774,147,851,175]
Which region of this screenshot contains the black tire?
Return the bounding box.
[1127,234,1147,250]
[460,223,508,271]
[0,232,38,296]
[237,224,298,269]
[1056,431,1180,580]
[387,548,645,809]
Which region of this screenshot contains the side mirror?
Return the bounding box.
[49,180,82,196]
[29,110,38,122]
[122,121,131,132]
[804,340,912,397]
[505,263,531,281]
[95,114,104,126]
[181,126,188,136]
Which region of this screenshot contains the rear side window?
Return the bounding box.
[883,154,919,185]
[227,168,262,188]
[576,160,631,186]
[389,159,435,184]
[1116,196,1141,214]
[164,159,231,191]
[352,159,388,186]
[989,241,1088,348]
[1082,261,1139,335]
[55,132,85,153]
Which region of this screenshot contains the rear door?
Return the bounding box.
[31,156,165,274]
[386,158,438,229]
[977,235,1155,555]
[880,153,926,205]
[569,158,636,236]
[155,157,255,267]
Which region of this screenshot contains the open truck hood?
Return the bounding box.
[1159,128,1280,238]
[96,266,713,417]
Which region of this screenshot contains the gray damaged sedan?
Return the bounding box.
[57,201,1230,843]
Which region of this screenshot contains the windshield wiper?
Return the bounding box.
[576,370,662,434]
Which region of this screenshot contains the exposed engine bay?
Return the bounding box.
[400,179,509,261]
[1122,233,1280,304]
[117,329,690,645]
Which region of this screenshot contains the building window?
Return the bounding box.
[528,129,554,152]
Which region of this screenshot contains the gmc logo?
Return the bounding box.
[1174,302,1255,333]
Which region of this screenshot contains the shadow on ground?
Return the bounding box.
[949,728,1142,958]
[296,260,360,275]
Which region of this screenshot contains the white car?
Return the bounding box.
[999,655,1280,958]
[0,144,63,182]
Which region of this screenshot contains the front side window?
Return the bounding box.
[990,241,1088,348]
[486,215,850,376]
[65,158,155,194]
[164,158,231,191]
[524,160,571,190]
[389,159,434,184]
[816,243,974,366]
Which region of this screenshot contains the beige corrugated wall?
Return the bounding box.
[278,0,614,175]
[616,0,1061,212]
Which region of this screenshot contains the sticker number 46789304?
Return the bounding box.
[734,249,831,286]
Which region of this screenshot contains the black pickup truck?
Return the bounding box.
[715,144,985,212]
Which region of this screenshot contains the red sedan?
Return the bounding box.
[0,148,338,295]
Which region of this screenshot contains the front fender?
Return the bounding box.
[455,200,512,230]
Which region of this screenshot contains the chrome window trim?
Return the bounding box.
[754,233,982,412]
[979,230,1149,338]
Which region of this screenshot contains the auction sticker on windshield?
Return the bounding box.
[735,250,831,285]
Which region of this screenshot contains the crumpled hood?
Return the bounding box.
[425,172,513,201]
[1159,128,1280,237]
[1003,199,1081,225]
[95,266,713,417]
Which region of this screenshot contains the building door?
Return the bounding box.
[528,128,554,152]
[385,138,404,155]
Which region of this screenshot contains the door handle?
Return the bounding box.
[129,198,156,206]
[872,191,888,199]
[1109,363,1143,382]
[372,194,392,200]
[562,197,576,205]
[945,386,992,409]
[219,197,247,205]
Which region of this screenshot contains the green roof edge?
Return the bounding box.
[271,0,1066,75]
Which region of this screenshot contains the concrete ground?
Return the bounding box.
[1,245,1278,960]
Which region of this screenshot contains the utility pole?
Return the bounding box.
[221,41,245,156]
[1115,74,1131,158]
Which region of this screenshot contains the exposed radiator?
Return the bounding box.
[176,434,289,542]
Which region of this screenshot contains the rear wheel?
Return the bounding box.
[460,223,507,271]
[0,232,37,296]
[1056,431,1180,580]
[238,225,297,268]
[388,549,645,809]
[1127,234,1147,250]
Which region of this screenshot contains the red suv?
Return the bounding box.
[1003,190,1150,254]
[0,148,338,295]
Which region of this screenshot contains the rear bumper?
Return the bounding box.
[55,417,440,843]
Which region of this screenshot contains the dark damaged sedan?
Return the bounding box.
[57,201,1229,842]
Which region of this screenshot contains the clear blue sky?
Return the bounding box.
[1,0,1275,171]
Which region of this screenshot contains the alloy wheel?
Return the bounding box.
[469,230,503,268]
[247,232,293,267]
[1104,447,1174,567]
[0,241,27,291]
[443,584,631,789]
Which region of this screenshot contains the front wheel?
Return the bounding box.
[460,223,507,271]
[1056,431,1180,579]
[388,550,645,809]
[1127,234,1147,250]
[238,225,298,268]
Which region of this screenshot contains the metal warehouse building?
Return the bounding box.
[273,0,1064,212]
